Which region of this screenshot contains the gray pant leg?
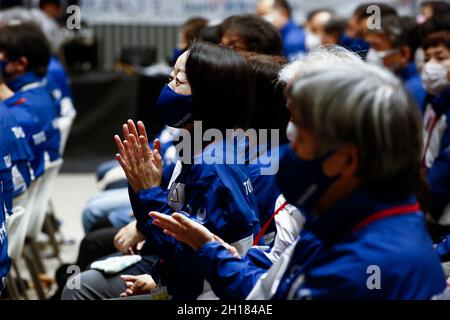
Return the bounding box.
[61,269,126,300]
[109,294,154,300]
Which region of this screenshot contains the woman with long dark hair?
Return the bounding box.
[62,42,260,300]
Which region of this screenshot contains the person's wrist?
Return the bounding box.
[193,235,216,251]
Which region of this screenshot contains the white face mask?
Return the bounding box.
[286,121,298,143]
[262,10,283,28]
[365,48,384,67]
[366,47,401,71]
[421,62,450,96]
[305,31,321,51]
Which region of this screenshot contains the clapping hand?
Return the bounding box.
[150,212,240,257]
[114,120,163,193]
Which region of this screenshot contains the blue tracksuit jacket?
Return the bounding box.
[0,183,11,294]
[129,138,260,299]
[0,105,34,212]
[6,72,61,177]
[197,190,446,300]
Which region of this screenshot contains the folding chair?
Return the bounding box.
[24,159,63,300]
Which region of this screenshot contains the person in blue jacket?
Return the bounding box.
[151,63,447,300]
[366,16,427,112]
[0,183,11,294]
[256,0,306,60]
[421,31,450,225]
[346,3,398,59]
[63,42,260,300]
[242,53,290,239]
[0,104,34,213]
[119,43,260,299]
[46,55,76,118]
[0,22,61,177]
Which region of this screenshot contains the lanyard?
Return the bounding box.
[352,202,420,233]
[253,201,288,245]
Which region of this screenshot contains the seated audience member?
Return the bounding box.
[172,17,208,65]
[0,6,74,119]
[416,11,450,86]
[0,75,48,183]
[303,9,334,51]
[239,53,290,240]
[0,186,10,295]
[421,31,450,226]
[62,42,260,300]
[346,2,398,58]
[219,14,283,56]
[322,17,374,57]
[0,22,61,177]
[152,63,447,300]
[39,0,64,22]
[256,0,305,60]
[0,104,33,213]
[365,15,427,112]
[57,53,288,299]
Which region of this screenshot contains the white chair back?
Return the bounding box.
[57,116,75,155]
[26,159,63,240]
[8,177,42,260]
[5,206,26,260]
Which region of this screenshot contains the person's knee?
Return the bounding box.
[61,272,86,300]
[61,270,105,300]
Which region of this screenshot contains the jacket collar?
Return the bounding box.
[399,62,419,82]
[431,87,450,116]
[305,189,418,244]
[280,19,300,38]
[7,71,44,92]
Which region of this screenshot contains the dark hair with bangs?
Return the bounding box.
[218,15,283,56]
[423,31,450,50]
[0,22,51,76]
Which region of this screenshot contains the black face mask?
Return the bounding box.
[156,84,193,128]
[276,147,340,215]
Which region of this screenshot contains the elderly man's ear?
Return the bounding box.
[323,144,359,178]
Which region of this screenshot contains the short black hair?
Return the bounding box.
[0,22,51,76]
[181,17,209,46]
[324,17,347,36]
[274,0,293,17]
[423,31,450,51]
[218,15,283,56]
[368,15,408,48]
[307,8,335,22]
[186,41,254,132]
[39,0,62,8]
[353,2,398,21]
